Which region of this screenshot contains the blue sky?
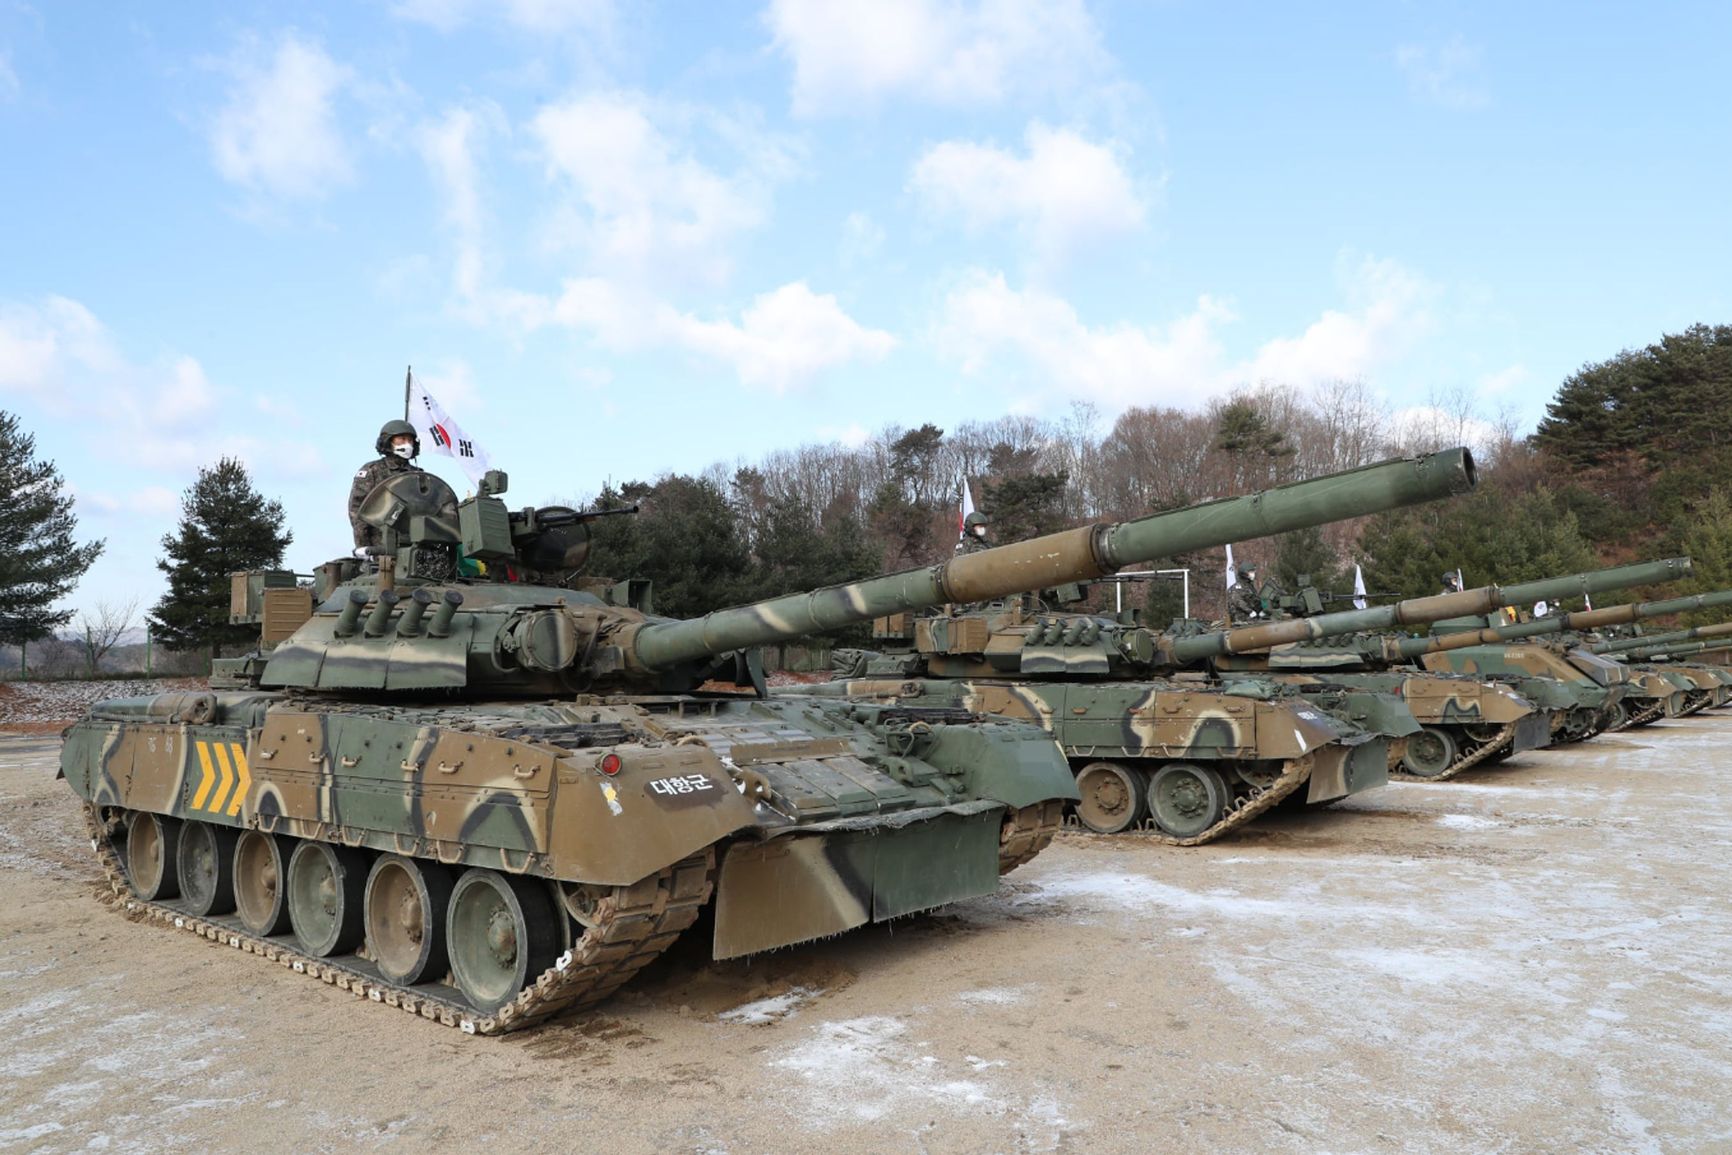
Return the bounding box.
[3,1,1730,616]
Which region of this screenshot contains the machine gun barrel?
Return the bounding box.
[626,448,1476,671]
[1590,619,1732,656]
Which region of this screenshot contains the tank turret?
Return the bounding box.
[59,448,1475,1028]
[1199,561,1699,775]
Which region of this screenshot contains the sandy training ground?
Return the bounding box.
[3,714,1730,1154]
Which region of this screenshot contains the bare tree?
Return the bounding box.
[78,597,139,677]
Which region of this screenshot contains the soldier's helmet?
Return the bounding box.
[1238,563,1258,581]
[375,419,420,459]
[964,511,989,535]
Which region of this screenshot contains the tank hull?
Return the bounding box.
[783,677,1390,843]
[63,690,1076,1031]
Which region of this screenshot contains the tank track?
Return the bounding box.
[1389,721,1518,784]
[1062,755,1315,847]
[997,801,1067,873]
[1624,702,1667,728]
[84,804,713,1037]
[1139,755,1314,846]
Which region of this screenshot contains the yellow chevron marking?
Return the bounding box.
[227,744,250,817]
[210,742,237,814]
[192,742,218,810]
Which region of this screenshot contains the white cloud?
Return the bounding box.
[818,421,871,448]
[530,92,794,285]
[415,359,484,412]
[910,123,1144,261]
[391,0,614,34]
[0,50,18,100]
[937,270,1234,408]
[154,357,218,425]
[839,211,886,268]
[414,104,555,331]
[0,294,329,478]
[936,255,1436,411]
[210,33,353,201]
[78,486,182,518]
[0,296,119,392]
[1390,404,1499,454]
[1395,36,1490,110]
[1242,256,1433,384]
[552,278,896,391]
[765,0,1110,117]
[1477,364,1527,396]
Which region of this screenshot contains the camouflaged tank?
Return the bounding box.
[1210,562,1701,776]
[797,564,1633,835]
[1590,623,1732,712]
[57,449,1474,1031]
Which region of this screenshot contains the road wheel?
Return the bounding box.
[1072,761,1147,834]
[234,830,294,935]
[287,841,368,957]
[125,811,181,901]
[1400,727,1459,778]
[447,869,561,1014]
[177,821,238,915]
[1147,762,1227,838]
[365,855,454,985]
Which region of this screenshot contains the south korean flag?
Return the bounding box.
[409,373,494,487]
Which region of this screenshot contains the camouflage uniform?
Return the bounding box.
[349,455,421,549]
[1228,568,1264,623]
[955,512,990,556]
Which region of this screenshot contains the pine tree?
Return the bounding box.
[149,458,291,668]
[0,410,104,648]
[1358,485,1597,601]
[1679,487,1732,626]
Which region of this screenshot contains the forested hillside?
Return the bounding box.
[558,325,1732,626]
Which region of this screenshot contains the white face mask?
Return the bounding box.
[391,441,415,460]
[972,525,986,537]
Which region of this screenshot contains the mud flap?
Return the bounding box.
[1306,737,1389,803]
[1511,712,1552,752]
[711,808,1001,959]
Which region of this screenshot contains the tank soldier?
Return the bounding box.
[349,419,423,551]
[1441,570,1463,595]
[956,511,991,555]
[1228,562,1265,622]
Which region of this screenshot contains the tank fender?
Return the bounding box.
[1250,701,1344,759]
[918,723,1080,809]
[548,744,759,886]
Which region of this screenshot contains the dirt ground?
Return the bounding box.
[3,713,1730,1154]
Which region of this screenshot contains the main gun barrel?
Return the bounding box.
[1590,619,1732,656]
[1388,572,1714,659]
[1165,560,1698,664]
[627,448,1476,671]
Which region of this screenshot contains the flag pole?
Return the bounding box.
[404,365,412,421]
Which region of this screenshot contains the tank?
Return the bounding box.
[58,448,1476,1031]
[788,534,1579,842]
[1592,624,1732,711]
[1214,570,1712,772]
